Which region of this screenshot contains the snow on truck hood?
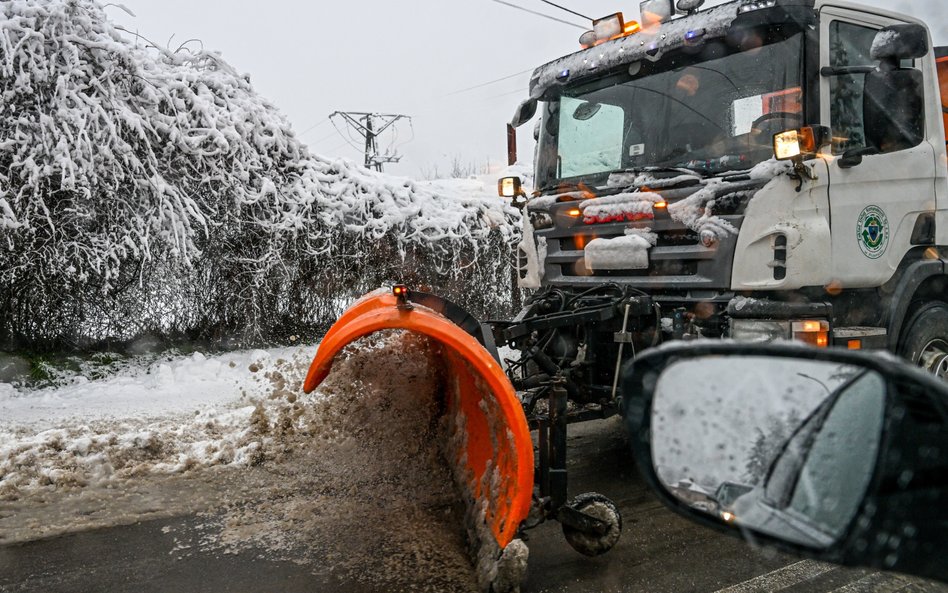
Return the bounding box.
[528,160,790,239]
[528,3,742,100]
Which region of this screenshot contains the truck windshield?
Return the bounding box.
[536,30,804,188]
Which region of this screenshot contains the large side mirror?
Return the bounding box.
[510,98,538,129]
[862,68,925,154]
[622,342,948,584]
[858,24,928,156]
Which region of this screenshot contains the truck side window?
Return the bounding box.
[829,21,879,154]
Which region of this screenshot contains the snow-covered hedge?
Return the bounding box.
[0,0,520,351]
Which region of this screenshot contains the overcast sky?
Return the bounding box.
[114,0,946,179]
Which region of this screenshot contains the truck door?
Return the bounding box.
[819,6,937,287]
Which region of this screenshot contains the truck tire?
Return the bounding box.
[898,301,948,380]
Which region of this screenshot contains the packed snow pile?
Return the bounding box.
[585,229,657,271]
[0,333,491,591]
[0,0,520,351]
[0,346,312,499]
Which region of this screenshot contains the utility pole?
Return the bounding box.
[330,112,410,172]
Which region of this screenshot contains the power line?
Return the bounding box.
[442,68,534,97]
[326,140,355,154]
[297,117,331,137]
[329,117,363,152]
[488,0,586,30]
[537,0,591,22]
[308,129,342,146]
[484,87,529,101]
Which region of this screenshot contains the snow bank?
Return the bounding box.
[1,332,493,592]
[309,157,519,250]
[0,345,312,499]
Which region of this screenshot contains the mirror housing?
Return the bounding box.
[870,24,929,62]
[863,68,925,154]
[621,342,948,584]
[510,98,538,129]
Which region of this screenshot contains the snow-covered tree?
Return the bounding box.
[0,0,519,350]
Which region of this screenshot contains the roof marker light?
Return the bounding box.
[685,28,706,42]
[677,0,706,12]
[557,69,571,80]
[640,0,674,27]
[593,13,625,41]
[738,0,777,14]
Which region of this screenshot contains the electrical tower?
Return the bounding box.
[330,112,411,172]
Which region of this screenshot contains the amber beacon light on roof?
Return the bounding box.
[578,1,707,49]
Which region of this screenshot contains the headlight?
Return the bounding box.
[730,319,791,342]
[731,318,830,348]
[792,320,830,348]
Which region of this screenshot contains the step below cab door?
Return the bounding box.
[819,5,939,288]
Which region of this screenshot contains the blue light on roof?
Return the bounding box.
[685,28,706,41]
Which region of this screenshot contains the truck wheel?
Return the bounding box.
[898,301,948,380]
[561,492,622,556]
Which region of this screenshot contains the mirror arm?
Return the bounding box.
[787,156,817,191]
[839,147,879,169]
[820,65,875,77]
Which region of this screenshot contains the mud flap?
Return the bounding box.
[303,289,534,561]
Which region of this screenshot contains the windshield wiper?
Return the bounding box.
[630,165,706,177]
[535,181,584,195]
[538,166,704,194]
[610,166,706,189]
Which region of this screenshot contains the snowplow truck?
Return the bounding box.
[305,0,948,586]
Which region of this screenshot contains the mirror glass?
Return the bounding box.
[651,355,886,549]
[572,101,603,122]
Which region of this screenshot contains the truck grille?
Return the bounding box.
[539,216,742,289]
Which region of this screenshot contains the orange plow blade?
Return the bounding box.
[303,288,534,553]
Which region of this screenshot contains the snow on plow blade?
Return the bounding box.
[303,288,533,554]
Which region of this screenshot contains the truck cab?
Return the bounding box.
[501,0,948,410]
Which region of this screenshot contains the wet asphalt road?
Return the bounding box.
[1,418,945,593]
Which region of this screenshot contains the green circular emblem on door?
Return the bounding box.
[857,205,889,259]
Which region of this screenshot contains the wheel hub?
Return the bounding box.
[918,338,948,379]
